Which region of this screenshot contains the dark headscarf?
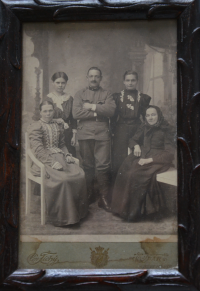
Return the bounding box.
[143,106,171,154]
[128,105,175,153]
[145,105,169,130]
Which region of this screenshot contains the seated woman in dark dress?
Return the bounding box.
[111,105,175,221]
[28,101,88,226]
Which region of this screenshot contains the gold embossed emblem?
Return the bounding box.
[90,246,109,267]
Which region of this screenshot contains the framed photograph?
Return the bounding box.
[0,0,200,290]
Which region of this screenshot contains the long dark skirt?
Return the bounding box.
[45,153,88,226]
[111,154,171,221]
[112,123,138,181]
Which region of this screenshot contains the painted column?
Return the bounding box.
[129,38,147,92]
[32,67,41,121]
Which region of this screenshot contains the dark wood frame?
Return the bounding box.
[0,0,200,290]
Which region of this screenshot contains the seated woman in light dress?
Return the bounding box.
[111,105,175,222]
[28,100,88,227]
[46,72,77,157]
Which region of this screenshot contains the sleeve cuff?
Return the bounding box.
[91,104,96,111]
[64,123,69,129]
[72,129,77,134]
[66,153,72,157]
[52,161,60,169]
[94,112,97,117]
[128,140,138,149]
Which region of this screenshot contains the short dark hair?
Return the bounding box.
[51,72,68,82]
[39,100,54,111]
[87,67,102,77]
[123,70,138,80]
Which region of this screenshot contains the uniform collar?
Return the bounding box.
[88,86,100,91]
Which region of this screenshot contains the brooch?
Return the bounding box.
[127,95,134,102]
[126,104,134,110]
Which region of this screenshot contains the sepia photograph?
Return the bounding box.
[19,20,177,269]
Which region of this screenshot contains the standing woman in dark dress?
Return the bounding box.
[111,106,175,221]
[46,72,77,157]
[111,70,151,181]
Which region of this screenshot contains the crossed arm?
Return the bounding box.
[73,91,116,120]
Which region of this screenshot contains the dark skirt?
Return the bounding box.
[111,153,171,221]
[45,153,88,226]
[112,123,138,181]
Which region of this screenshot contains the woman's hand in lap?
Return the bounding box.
[66,155,75,164]
[134,145,141,157]
[138,158,153,166]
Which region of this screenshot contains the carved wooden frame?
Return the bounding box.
[0,0,200,290]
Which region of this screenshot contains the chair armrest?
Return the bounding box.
[27,149,45,169]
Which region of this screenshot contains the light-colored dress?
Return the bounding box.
[28,119,88,226]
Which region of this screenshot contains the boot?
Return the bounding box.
[84,169,96,205]
[98,196,111,212]
[96,170,112,212]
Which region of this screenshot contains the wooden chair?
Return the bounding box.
[156,167,177,186]
[25,132,46,225]
[25,132,80,225]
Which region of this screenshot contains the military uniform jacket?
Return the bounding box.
[73,87,116,140]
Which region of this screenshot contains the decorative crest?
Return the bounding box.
[90,246,109,267]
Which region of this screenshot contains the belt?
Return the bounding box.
[89,117,109,122]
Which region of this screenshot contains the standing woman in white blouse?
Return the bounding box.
[46,72,77,157]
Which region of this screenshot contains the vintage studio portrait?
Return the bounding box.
[19,21,177,246]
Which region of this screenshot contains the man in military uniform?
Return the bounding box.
[73,67,116,211]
